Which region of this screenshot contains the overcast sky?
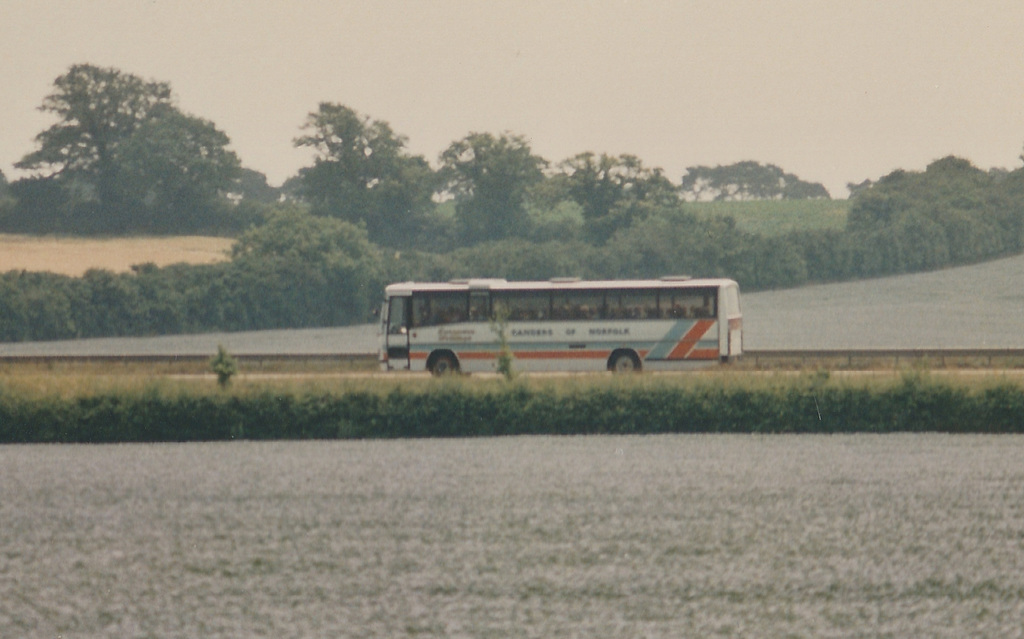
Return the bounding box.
[3,0,1024,197]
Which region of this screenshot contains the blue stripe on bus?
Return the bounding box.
[645,320,698,360]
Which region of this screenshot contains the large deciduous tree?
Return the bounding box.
[18,64,174,177]
[15,63,239,234]
[439,132,547,245]
[118,111,240,232]
[293,103,435,248]
[555,152,677,244]
[0,169,12,219]
[680,161,830,202]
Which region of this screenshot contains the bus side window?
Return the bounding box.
[659,292,681,318]
[412,295,431,327]
[660,288,717,319]
[434,292,469,324]
[552,293,571,320]
[699,293,716,318]
[553,291,604,320]
[499,292,548,321]
[469,292,490,322]
[661,291,688,319]
[609,290,656,320]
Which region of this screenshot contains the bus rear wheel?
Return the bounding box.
[608,350,641,373]
[428,351,460,376]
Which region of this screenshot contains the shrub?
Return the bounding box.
[210,345,237,388]
[2,376,1023,443]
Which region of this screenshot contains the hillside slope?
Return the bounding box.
[3,253,1022,355]
[742,253,1024,349]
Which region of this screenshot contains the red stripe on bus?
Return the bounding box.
[461,350,615,360]
[688,348,720,360]
[666,320,715,360]
[516,350,612,360]
[415,349,652,361]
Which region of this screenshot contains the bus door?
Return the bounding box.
[385,295,411,370]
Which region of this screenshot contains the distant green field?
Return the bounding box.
[443,198,850,237]
[688,199,850,236]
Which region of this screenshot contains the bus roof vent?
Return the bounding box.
[449,278,471,285]
[660,274,693,281]
[550,276,582,283]
[467,278,507,290]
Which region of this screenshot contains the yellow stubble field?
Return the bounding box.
[0,234,234,276]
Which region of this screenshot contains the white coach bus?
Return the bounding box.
[379,277,742,374]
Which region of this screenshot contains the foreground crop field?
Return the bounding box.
[0,234,233,275]
[2,435,1023,636]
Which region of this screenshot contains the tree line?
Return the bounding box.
[2,64,1024,341]
[1,64,831,241]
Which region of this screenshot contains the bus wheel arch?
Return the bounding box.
[608,349,642,373]
[427,350,461,376]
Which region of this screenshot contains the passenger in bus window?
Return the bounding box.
[469,302,486,322]
[697,295,714,318]
[412,298,429,327]
[442,307,462,324]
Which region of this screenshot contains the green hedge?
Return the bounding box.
[2,375,1024,443]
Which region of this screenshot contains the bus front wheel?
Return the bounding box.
[608,350,641,373]
[428,351,460,376]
